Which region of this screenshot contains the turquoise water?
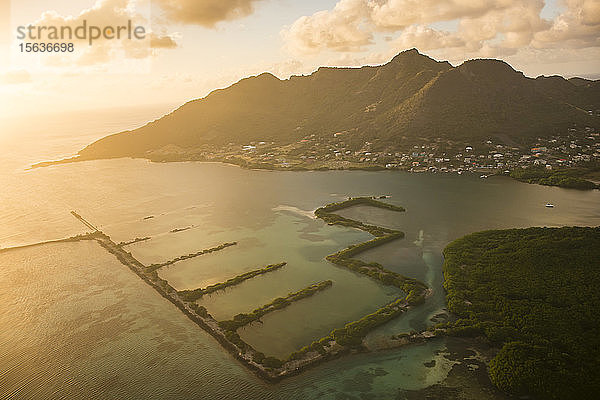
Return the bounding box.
[1,111,600,399]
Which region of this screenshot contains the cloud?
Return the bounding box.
[533,0,600,49]
[282,0,374,53]
[16,0,270,66]
[154,0,266,27]
[150,33,178,48]
[391,25,465,51]
[283,0,600,61]
[282,0,533,54]
[18,0,178,66]
[369,0,517,30]
[1,70,31,84]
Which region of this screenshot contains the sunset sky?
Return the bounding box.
[1,0,599,120]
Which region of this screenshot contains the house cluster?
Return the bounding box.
[193,126,599,172]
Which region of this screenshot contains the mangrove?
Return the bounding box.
[218,280,333,331]
[442,226,600,400]
[179,262,287,301]
[146,241,238,272]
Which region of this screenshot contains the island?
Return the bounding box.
[32,50,599,191]
[440,226,600,399]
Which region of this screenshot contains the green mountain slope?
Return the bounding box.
[77,49,599,160]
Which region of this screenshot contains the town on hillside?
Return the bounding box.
[148,126,600,176]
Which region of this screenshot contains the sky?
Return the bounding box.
[0,0,599,120]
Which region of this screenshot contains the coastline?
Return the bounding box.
[31,155,599,191]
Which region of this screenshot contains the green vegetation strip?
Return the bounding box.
[218,280,333,332]
[146,241,237,272]
[510,165,599,190]
[268,196,430,362]
[288,296,409,361]
[118,237,151,247]
[316,197,427,299]
[139,198,428,375]
[442,227,600,400]
[213,280,334,368]
[315,196,405,236]
[179,262,287,301]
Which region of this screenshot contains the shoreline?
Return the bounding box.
[31,155,599,191]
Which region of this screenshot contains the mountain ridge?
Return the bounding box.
[65,49,599,161]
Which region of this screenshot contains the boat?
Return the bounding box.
[480,174,488,179]
[545,203,555,208]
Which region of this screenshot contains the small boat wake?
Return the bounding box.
[414,229,424,247]
[272,205,316,219]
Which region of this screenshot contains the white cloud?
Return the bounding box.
[391,25,464,51]
[282,0,374,54]
[17,0,178,67]
[533,0,600,49]
[282,0,600,62]
[369,0,517,30]
[16,0,274,67]
[155,0,267,28]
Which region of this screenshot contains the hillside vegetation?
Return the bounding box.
[75,49,599,160]
[510,165,600,190]
[442,227,600,399]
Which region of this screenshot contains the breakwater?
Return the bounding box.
[60,203,430,381]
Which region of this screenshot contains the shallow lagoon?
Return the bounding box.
[2,145,600,398]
